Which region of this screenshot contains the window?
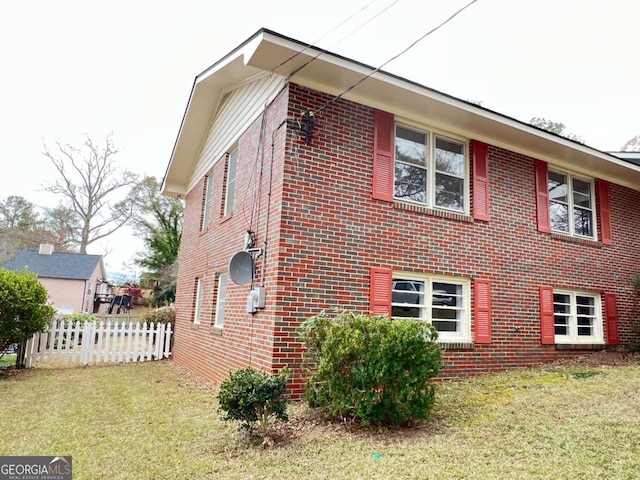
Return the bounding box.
[391,275,469,341]
[87,282,92,296]
[193,278,203,324]
[223,150,238,216]
[548,169,595,238]
[394,125,466,212]
[214,274,228,328]
[553,290,602,344]
[201,174,212,230]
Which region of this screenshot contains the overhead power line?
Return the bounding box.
[315,0,480,115]
[271,0,387,72]
[286,0,401,79]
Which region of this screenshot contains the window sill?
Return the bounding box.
[191,323,200,330]
[393,201,472,223]
[555,343,605,350]
[439,341,474,350]
[210,326,223,336]
[219,213,234,225]
[550,232,601,248]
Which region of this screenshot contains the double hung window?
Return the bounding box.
[553,290,602,344]
[394,125,467,213]
[214,274,228,328]
[391,275,469,341]
[548,169,595,239]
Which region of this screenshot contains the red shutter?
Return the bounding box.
[604,293,619,345]
[372,110,394,202]
[370,267,392,316]
[539,286,555,344]
[535,160,551,233]
[598,180,613,245]
[472,140,490,221]
[474,279,492,343]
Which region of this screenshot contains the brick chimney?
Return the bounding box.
[38,244,54,255]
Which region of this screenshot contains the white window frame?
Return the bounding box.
[223,149,238,217]
[394,122,469,214]
[553,289,603,344]
[201,174,212,230]
[548,168,596,240]
[214,274,228,329]
[193,277,203,325]
[391,272,470,342]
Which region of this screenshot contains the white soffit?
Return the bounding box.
[163,29,640,195]
[246,31,640,190]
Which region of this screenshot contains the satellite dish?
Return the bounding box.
[229,251,254,285]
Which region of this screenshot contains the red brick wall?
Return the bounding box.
[173,85,290,385]
[174,80,640,394]
[272,83,640,383]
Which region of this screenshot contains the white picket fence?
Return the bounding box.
[23,319,173,367]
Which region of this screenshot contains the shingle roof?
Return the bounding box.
[3,249,103,280]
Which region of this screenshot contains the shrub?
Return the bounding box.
[142,305,175,325]
[0,269,56,359]
[60,312,100,326]
[626,340,640,353]
[300,311,443,426]
[217,367,290,440]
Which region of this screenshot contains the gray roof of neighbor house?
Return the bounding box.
[3,249,103,280]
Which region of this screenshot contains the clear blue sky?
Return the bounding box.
[1,0,638,275]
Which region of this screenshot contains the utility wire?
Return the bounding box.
[271,0,384,72]
[315,0,480,115]
[286,0,401,79]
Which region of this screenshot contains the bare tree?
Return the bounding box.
[42,135,143,253]
[530,117,585,144]
[621,135,640,152]
[41,204,80,251]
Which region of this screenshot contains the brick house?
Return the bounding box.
[162,29,640,396]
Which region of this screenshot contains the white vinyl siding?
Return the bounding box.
[190,74,286,193]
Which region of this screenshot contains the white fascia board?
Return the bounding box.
[162,45,265,197]
[164,29,640,194]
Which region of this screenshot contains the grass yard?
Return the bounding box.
[1,360,640,479]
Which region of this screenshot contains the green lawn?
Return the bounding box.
[1,361,640,479]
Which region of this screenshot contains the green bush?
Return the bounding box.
[60,312,100,326]
[300,311,443,426]
[217,367,290,439]
[142,305,175,325]
[0,269,56,358]
[626,340,640,353]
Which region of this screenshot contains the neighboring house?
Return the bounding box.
[3,244,108,314]
[162,29,640,396]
